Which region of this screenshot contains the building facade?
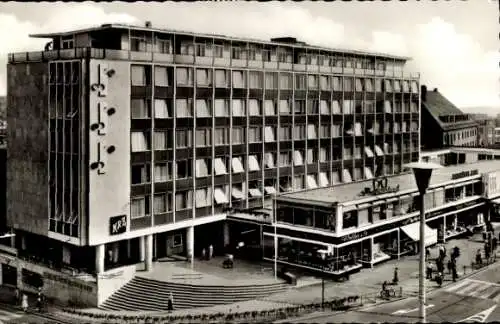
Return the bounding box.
[420,86,478,150]
[6,23,420,278]
[263,161,500,278]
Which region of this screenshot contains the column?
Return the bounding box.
[95,244,105,274]
[443,215,446,243]
[186,226,194,262]
[223,222,230,248]
[145,235,153,271]
[139,236,145,262]
[126,240,131,260]
[397,230,400,260]
[370,237,374,269]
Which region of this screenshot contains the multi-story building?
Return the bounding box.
[5,22,420,291]
[470,114,495,147]
[420,86,478,149]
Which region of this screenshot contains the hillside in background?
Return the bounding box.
[461,106,499,118]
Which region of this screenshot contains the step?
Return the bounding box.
[134,276,286,290]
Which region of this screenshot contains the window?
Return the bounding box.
[195,188,212,208]
[279,100,292,115]
[154,37,170,54]
[249,71,263,88]
[232,47,242,59]
[215,128,230,145]
[264,126,276,142]
[214,187,230,204]
[295,74,306,89]
[131,132,150,152]
[319,100,330,115]
[232,127,245,144]
[248,155,261,171]
[265,72,277,89]
[279,151,291,167]
[214,99,230,117]
[331,124,341,137]
[264,100,276,116]
[154,163,172,182]
[248,99,261,116]
[319,147,328,162]
[196,69,212,87]
[320,76,330,90]
[294,100,306,114]
[215,69,229,87]
[232,157,245,173]
[332,77,342,91]
[176,159,192,179]
[247,48,256,60]
[176,67,193,86]
[320,124,330,138]
[196,128,212,147]
[130,33,147,52]
[306,148,316,164]
[232,70,246,88]
[277,50,289,63]
[131,99,151,119]
[154,130,173,150]
[262,50,272,62]
[213,45,223,58]
[232,99,246,116]
[131,164,150,185]
[248,127,262,143]
[279,125,292,141]
[343,100,354,114]
[176,129,192,148]
[195,159,210,177]
[214,157,228,175]
[384,80,392,92]
[196,99,211,117]
[154,99,172,118]
[343,78,353,91]
[294,124,306,140]
[307,75,318,89]
[307,124,317,139]
[280,73,293,89]
[154,193,171,214]
[176,98,193,117]
[355,79,363,92]
[131,65,151,86]
[332,100,341,114]
[154,66,169,86]
[175,190,193,211]
[195,44,207,57]
[307,100,319,114]
[265,153,276,169]
[294,150,304,166]
[131,196,150,219]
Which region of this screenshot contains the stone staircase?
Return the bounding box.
[99,276,290,311]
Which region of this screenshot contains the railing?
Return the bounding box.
[8,47,420,79]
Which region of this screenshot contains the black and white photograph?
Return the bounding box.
[0,1,499,323]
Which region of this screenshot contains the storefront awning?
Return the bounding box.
[401,222,438,247]
[491,197,500,205]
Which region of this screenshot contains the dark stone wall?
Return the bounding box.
[6,62,49,236]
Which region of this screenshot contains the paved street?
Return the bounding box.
[286,261,500,323]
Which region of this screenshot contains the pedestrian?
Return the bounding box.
[427,261,433,279]
[493,237,498,251]
[392,267,399,284]
[167,292,174,312]
[14,288,20,305]
[21,294,28,312]
[447,259,453,275]
[485,243,491,260]
[208,244,214,260]
[452,263,458,282]
[201,248,206,260]
[476,249,482,265]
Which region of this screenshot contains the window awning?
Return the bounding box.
[364,146,374,158]
[214,188,229,204]
[491,197,500,205]
[214,158,227,175]
[231,187,244,200]
[264,186,276,195]
[401,222,438,247]
[319,172,329,187]
[249,188,262,197]
[374,145,384,156]
[307,175,318,189]
[232,158,244,173]
[248,155,260,171]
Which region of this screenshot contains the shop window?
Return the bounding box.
[173,234,183,247]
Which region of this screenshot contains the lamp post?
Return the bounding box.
[405,162,442,324]
[321,253,326,310]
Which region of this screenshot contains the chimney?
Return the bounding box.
[421,85,427,102]
[145,21,152,28]
[433,88,438,92]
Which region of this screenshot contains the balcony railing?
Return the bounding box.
[9,47,421,80]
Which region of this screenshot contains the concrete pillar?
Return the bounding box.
[370,236,374,269]
[145,234,153,272]
[126,239,131,260]
[139,236,145,262]
[223,222,230,248]
[186,226,194,261]
[95,244,105,274]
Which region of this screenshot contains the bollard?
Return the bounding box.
[399,286,403,298]
[463,265,466,275]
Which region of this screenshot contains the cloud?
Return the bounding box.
[0,4,498,112]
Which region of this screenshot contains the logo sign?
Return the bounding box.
[451,169,478,181]
[109,215,127,236]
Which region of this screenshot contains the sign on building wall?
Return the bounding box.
[451,169,478,181]
[483,171,500,198]
[109,215,127,236]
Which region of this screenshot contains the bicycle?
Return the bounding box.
[380,288,396,299]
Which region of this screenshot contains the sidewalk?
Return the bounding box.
[61,227,500,320]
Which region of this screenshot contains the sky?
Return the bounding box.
[0,1,498,115]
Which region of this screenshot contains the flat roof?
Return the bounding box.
[279,160,500,205]
[30,23,411,61]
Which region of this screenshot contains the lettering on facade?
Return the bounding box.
[451,169,478,181]
[359,176,400,196]
[109,215,127,235]
[43,272,94,292]
[341,231,369,242]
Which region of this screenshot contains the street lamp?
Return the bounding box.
[320,252,326,310]
[405,162,442,324]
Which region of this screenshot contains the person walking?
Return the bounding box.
[208,244,214,260]
[427,261,433,279]
[14,288,20,306]
[476,249,482,266]
[21,294,28,312]
[201,248,206,260]
[167,292,174,312]
[392,267,399,284]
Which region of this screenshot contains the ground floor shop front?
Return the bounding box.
[261,201,487,279]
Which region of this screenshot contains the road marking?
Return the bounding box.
[446,279,473,292]
[392,304,434,315]
[0,308,24,322]
[467,279,500,287]
[459,305,497,323]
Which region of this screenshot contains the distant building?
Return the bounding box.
[495,127,500,144]
[470,114,496,147]
[420,86,479,150]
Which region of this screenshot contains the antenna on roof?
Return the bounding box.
[145,21,152,28]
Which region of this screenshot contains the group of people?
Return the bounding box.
[426,245,460,287]
[200,244,214,261]
[14,287,45,312]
